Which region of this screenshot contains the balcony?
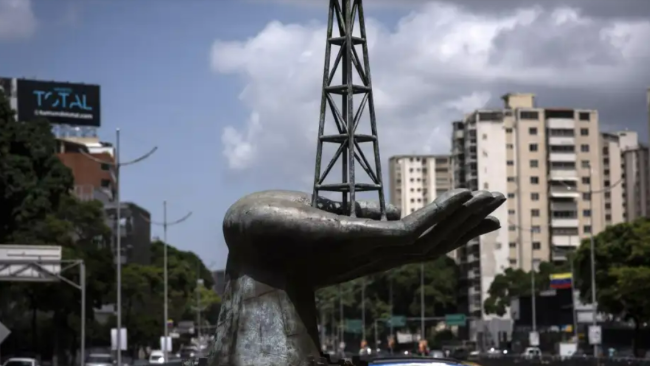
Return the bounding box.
[552,235,579,246]
[548,136,575,146]
[549,169,578,180]
[551,218,579,227]
[550,200,577,211]
[550,185,580,198]
[547,118,575,129]
[552,247,570,261]
[549,153,577,162]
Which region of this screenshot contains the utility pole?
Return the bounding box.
[587,163,598,357]
[338,284,344,356]
[389,275,394,343]
[361,277,366,342]
[420,263,425,341]
[530,221,537,335]
[82,128,157,366]
[146,203,192,362]
[196,258,205,341]
[569,240,579,343]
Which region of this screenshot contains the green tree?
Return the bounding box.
[574,219,650,356]
[484,261,569,316]
[315,256,460,342]
[0,89,73,244]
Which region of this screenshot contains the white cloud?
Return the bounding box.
[211,1,650,187]
[0,0,37,41]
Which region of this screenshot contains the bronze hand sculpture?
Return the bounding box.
[209,188,505,366]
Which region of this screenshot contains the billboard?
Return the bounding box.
[15,78,101,127]
[0,244,62,282]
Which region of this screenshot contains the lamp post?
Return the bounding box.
[82,129,157,366]
[146,202,192,362]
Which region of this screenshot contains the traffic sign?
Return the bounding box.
[385,316,406,327]
[0,321,11,344]
[344,319,363,334]
[445,314,467,326]
[588,325,601,345]
[529,331,539,346]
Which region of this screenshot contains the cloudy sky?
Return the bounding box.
[1,0,649,269]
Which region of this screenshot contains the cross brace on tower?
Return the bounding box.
[311,0,387,219]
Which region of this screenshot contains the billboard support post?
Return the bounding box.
[0,256,86,366]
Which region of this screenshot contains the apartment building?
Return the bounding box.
[388,155,452,215]
[451,93,605,346]
[602,131,650,222]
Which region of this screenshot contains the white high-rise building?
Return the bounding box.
[451,93,606,347]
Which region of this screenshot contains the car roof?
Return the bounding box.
[370,357,464,365]
[6,359,36,362]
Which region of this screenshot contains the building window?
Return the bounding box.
[509,242,517,248]
[584,225,592,233]
[532,242,541,250]
[520,111,539,120]
[529,144,538,152]
[508,177,515,182]
[581,144,590,152]
[530,160,539,168]
[606,214,612,221]
[508,193,515,199]
[509,259,517,266]
[506,128,513,133]
[583,209,591,217]
[580,128,589,136]
[507,143,514,149]
[529,127,538,135]
[530,176,539,184]
[531,209,540,217]
[582,177,590,184]
[509,225,516,231]
[531,193,540,201]
[410,199,415,203]
[583,192,591,200]
[581,160,590,168]
[532,226,541,233]
[101,163,110,171]
[507,160,514,166]
[508,210,515,215]
[579,112,590,121]
[100,179,111,188]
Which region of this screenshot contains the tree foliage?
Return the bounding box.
[483,261,569,316]
[0,90,219,362]
[574,218,650,356]
[315,256,460,344]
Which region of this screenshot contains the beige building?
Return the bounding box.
[602,130,650,223]
[388,155,452,215]
[451,93,606,345]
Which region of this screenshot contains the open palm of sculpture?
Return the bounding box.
[209,188,505,366]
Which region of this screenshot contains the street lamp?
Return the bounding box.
[81,129,157,366]
[146,202,192,363]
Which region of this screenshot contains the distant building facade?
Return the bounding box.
[104,202,152,265]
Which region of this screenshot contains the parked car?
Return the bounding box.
[369,356,471,365]
[2,358,39,366]
[85,354,113,366]
[148,350,165,364]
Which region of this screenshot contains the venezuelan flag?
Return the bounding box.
[550,273,573,289]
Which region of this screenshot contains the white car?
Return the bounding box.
[149,350,165,364]
[2,358,39,366]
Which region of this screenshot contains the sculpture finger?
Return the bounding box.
[317,218,501,287]
[400,188,473,240]
[425,216,500,259]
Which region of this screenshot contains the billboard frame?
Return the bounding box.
[0,258,87,366]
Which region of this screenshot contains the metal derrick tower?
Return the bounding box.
[311,0,386,219]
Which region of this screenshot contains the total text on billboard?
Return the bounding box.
[16,79,101,127]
